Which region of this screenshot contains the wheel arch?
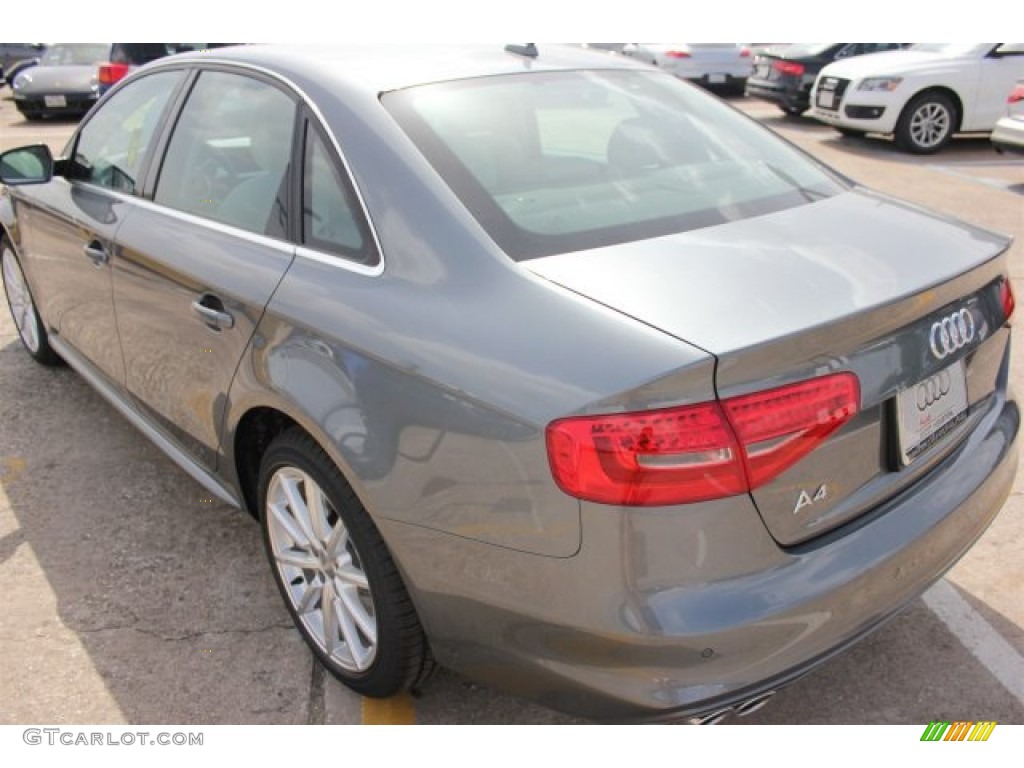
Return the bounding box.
[902,85,965,131]
[228,398,373,525]
[232,405,301,519]
[0,194,18,245]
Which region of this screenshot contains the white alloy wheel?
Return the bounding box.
[2,242,41,354]
[266,466,378,672]
[896,92,956,154]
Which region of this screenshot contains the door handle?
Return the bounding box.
[82,241,109,267]
[191,294,235,331]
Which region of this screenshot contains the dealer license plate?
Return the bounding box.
[895,359,968,465]
[708,73,726,84]
[44,95,67,108]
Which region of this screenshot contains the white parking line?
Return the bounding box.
[927,165,1022,193]
[929,159,1024,168]
[922,579,1024,705]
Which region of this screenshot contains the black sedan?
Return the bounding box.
[746,43,908,116]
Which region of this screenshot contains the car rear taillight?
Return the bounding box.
[98,62,130,86]
[773,60,805,77]
[665,51,691,59]
[546,373,859,506]
[722,375,859,489]
[1008,85,1024,104]
[740,46,751,58]
[1001,279,1015,322]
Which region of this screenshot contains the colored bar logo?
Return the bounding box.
[920,721,997,741]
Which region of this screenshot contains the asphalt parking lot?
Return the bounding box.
[1,84,1023,726]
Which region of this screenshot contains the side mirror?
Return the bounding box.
[0,144,54,185]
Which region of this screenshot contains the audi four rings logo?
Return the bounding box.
[929,308,975,360]
[917,369,952,411]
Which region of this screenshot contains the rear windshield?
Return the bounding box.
[776,43,836,57]
[384,70,846,260]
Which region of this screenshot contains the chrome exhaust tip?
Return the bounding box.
[734,690,775,717]
[686,708,733,725]
[685,690,776,724]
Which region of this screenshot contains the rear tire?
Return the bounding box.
[1,236,62,366]
[780,105,807,117]
[258,429,434,697]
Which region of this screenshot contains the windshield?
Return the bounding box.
[40,44,110,66]
[909,43,993,56]
[384,70,846,260]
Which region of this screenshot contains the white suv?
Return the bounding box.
[810,43,1024,153]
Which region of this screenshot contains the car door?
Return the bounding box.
[13,69,186,384]
[112,68,298,470]
[969,43,1024,131]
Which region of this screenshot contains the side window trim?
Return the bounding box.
[298,109,380,267]
[139,67,200,200]
[66,68,191,197]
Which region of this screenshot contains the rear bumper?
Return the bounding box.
[745,80,809,111]
[992,116,1024,154]
[13,91,98,116]
[385,383,1018,721]
[683,73,747,92]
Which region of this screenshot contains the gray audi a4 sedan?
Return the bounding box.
[0,44,1018,722]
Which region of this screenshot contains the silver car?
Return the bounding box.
[0,44,1017,722]
[621,43,752,92]
[10,42,178,119]
[992,79,1024,154]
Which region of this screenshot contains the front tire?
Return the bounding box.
[895,91,956,154]
[2,236,62,366]
[258,429,433,697]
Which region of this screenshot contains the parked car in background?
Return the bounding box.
[10,43,194,119]
[746,43,908,116]
[810,43,1024,153]
[992,79,1024,154]
[621,43,751,92]
[0,43,46,85]
[0,44,1018,723]
[581,43,627,54]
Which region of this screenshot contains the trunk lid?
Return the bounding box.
[526,188,1013,544]
[22,64,97,94]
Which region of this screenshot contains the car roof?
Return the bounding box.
[156,43,652,95]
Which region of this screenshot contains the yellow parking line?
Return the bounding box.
[0,457,26,483]
[361,693,416,725]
